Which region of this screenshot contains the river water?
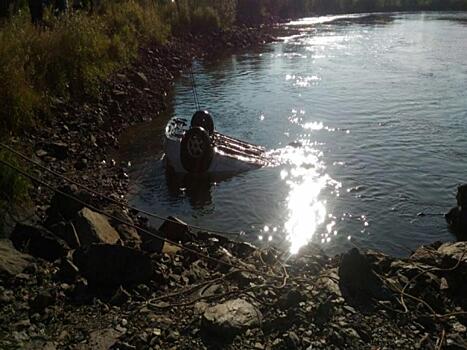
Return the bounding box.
[119,12,467,256]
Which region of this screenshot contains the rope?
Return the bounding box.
[189,64,200,110]
[0,157,271,274]
[0,142,242,236]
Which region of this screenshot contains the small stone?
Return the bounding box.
[29,291,55,313]
[286,332,300,349]
[202,299,262,338]
[109,286,131,306]
[453,322,466,333]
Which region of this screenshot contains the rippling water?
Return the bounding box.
[119,13,467,256]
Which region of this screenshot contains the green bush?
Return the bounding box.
[0,150,30,237]
[0,0,170,137]
[0,16,42,134]
[190,6,221,34]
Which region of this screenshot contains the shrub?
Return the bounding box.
[190,6,221,34]
[0,0,170,137]
[0,150,30,237]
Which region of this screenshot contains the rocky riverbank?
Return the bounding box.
[0,190,466,349]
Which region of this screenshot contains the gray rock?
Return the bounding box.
[29,290,55,313]
[159,216,191,243]
[338,248,390,310]
[109,286,131,306]
[49,222,81,248]
[202,299,262,337]
[73,244,152,287]
[10,224,69,262]
[456,184,467,208]
[285,331,300,349]
[56,258,80,282]
[0,239,34,277]
[73,328,124,350]
[135,71,149,85]
[73,208,120,246]
[437,242,467,262]
[43,141,68,160]
[46,185,90,222]
[108,207,141,243]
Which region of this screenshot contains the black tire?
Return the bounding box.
[191,110,214,135]
[180,127,214,173]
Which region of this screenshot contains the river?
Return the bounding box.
[119,12,467,256]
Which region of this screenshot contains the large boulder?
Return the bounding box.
[73,208,120,246]
[45,185,90,223]
[73,244,153,287]
[445,207,467,240]
[202,299,262,338]
[0,239,34,277]
[436,242,467,300]
[338,248,391,311]
[48,221,81,249]
[10,224,69,262]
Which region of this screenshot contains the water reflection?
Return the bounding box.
[272,143,341,254]
[165,167,243,210]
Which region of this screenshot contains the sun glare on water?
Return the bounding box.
[273,142,340,254]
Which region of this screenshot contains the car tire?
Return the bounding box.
[180,127,214,173]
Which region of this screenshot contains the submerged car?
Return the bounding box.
[164,111,272,174]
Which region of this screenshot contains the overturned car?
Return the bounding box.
[164,111,272,174]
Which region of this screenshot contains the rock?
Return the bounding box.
[73,328,124,350]
[315,300,333,326]
[437,242,467,263]
[278,288,306,308]
[456,184,467,209]
[445,207,467,239]
[109,286,131,306]
[23,340,57,350]
[10,224,69,262]
[29,290,55,313]
[409,245,443,266]
[285,331,301,349]
[135,71,148,86]
[202,299,262,338]
[73,208,120,246]
[317,268,341,296]
[73,244,152,287]
[141,237,165,253]
[49,222,81,248]
[56,258,80,282]
[338,248,390,310]
[162,241,182,255]
[108,207,141,243]
[35,149,48,157]
[437,242,467,299]
[159,216,192,243]
[43,141,68,160]
[0,239,34,277]
[45,185,90,222]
